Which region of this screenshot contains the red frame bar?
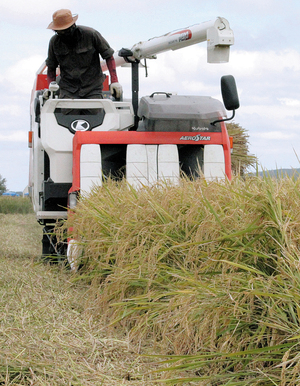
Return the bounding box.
[70,124,231,193]
[36,74,48,91]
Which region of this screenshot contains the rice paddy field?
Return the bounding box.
[1,172,300,385]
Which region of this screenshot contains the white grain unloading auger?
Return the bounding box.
[28,17,239,262]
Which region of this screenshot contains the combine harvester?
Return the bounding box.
[28,17,239,261]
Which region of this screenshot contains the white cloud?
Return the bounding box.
[218,49,300,78]
[279,98,300,107]
[0,55,45,95]
[253,131,296,140]
[0,104,22,117]
[224,0,286,15]
[241,104,300,123]
[0,130,27,142]
[0,0,73,25]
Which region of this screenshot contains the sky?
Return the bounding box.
[1,0,300,191]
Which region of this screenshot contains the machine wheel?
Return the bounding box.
[67,239,83,272]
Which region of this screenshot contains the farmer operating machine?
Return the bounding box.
[28,17,239,260]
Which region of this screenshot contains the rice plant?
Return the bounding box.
[64,174,300,384]
[227,122,257,175]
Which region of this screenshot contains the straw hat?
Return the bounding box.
[47,9,78,30]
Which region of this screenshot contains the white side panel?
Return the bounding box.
[157,145,180,184]
[127,144,180,188]
[40,99,134,183]
[115,102,135,130]
[126,144,154,188]
[203,144,225,180]
[41,100,74,183]
[50,153,73,183]
[146,145,158,184]
[80,144,102,194]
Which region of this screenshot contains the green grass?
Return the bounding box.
[0,196,33,214]
[63,175,300,385]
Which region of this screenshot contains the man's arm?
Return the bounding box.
[47,67,57,86]
[106,56,123,99]
[91,28,123,98]
[45,36,58,86]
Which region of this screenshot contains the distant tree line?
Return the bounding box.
[0,175,7,196]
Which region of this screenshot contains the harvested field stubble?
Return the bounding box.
[65,174,300,384]
[0,214,41,258]
[0,214,159,385]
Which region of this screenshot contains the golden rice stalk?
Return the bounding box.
[227,122,257,175]
[62,174,300,384]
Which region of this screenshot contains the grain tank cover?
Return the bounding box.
[137,94,226,132]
